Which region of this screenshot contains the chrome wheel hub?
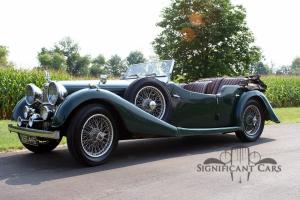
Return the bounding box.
[81,114,114,158]
[149,101,157,111]
[134,86,166,119]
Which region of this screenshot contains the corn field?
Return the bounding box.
[262,76,300,108]
[0,68,72,119]
[0,68,300,119]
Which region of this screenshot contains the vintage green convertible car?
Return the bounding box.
[8,60,280,166]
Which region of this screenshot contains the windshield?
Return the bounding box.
[124,60,174,79]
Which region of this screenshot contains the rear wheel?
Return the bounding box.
[235,99,265,142]
[67,104,119,166]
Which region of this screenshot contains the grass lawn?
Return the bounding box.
[0,120,66,152]
[0,107,299,152]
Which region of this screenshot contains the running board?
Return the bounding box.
[177,126,241,136]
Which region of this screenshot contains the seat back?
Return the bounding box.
[196,77,246,94]
[182,81,211,94]
[216,77,245,93]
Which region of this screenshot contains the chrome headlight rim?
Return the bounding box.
[23,105,30,119]
[47,81,67,105]
[25,84,42,105]
[40,105,52,120]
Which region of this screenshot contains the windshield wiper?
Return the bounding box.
[145,73,157,77]
[127,74,139,78]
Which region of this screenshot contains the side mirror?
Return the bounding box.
[100,74,108,84]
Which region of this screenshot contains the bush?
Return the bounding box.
[0,68,72,119]
[262,76,300,108]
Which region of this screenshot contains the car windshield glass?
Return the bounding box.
[124,60,174,79]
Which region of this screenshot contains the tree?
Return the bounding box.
[126,51,146,65]
[37,37,91,76]
[0,46,9,67]
[153,0,262,81]
[37,48,67,70]
[107,55,126,77]
[90,54,107,77]
[71,54,91,76]
[54,37,88,76]
[276,66,290,75]
[291,57,300,75]
[250,62,270,75]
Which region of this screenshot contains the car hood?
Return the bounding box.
[58,79,135,95]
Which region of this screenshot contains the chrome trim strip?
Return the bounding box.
[8,124,60,140]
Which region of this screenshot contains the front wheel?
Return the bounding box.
[67,104,119,166]
[235,99,265,142]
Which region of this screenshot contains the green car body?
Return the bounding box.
[10,77,279,138]
[8,60,280,166]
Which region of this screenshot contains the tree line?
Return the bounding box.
[37,37,146,77]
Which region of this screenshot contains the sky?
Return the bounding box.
[1,0,300,68]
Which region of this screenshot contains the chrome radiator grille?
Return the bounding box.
[42,84,49,103]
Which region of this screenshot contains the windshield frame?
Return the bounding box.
[124,60,175,82]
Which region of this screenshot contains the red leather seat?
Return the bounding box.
[196,77,246,94]
[216,77,246,93]
[182,81,211,93]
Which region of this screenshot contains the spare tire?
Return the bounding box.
[124,78,172,122]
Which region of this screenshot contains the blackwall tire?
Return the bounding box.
[67,104,119,166]
[235,99,265,142]
[124,78,172,122]
[18,135,61,153]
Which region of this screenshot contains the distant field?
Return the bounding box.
[262,75,300,108]
[0,107,299,152]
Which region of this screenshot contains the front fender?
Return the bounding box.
[235,90,280,125]
[11,97,26,121]
[52,88,178,137]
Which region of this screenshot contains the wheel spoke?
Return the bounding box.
[134,86,166,119]
[243,105,261,136]
[81,114,114,158]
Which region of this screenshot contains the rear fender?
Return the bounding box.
[235,90,280,125]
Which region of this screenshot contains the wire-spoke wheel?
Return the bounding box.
[134,86,166,119]
[124,77,172,121]
[81,114,114,158]
[236,99,265,142]
[243,105,261,137]
[67,104,119,166]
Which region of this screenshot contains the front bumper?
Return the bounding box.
[8,124,60,140]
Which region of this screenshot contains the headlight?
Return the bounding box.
[25,84,42,105]
[23,105,30,119]
[40,105,52,120]
[47,81,67,105]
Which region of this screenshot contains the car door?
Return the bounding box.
[170,87,218,128]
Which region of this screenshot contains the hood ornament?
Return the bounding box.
[100,74,108,84]
[45,70,51,82]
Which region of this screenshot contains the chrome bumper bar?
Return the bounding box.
[8,124,60,140]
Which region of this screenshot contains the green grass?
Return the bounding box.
[0,107,299,152]
[0,120,23,151]
[0,120,66,152]
[268,107,300,124]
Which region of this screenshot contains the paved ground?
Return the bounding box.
[0,124,299,200]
